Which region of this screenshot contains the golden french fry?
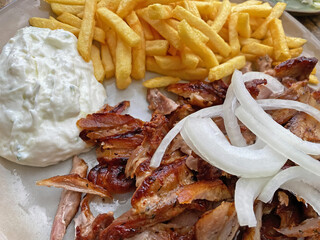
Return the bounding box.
[146,40,169,56]
[249,16,265,31]
[286,36,307,49]
[101,44,115,79]
[232,0,262,10]
[97,7,141,47]
[126,11,146,80]
[289,47,303,58]
[77,0,96,62]
[148,3,173,19]
[178,20,219,69]
[154,56,184,70]
[137,8,180,49]
[146,57,208,81]
[218,27,229,42]
[140,0,181,8]
[45,0,85,4]
[242,42,273,57]
[239,37,260,46]
[312,67,317,75]
[116,38,132,89]
[309,75,319,85]
[143,76,180,88]
[261,37,273,46]
[237,13,251,38]
[29,17,80,36]
[241,53,257,62]
[57,12,105,43]
[91,45,105,83]
[235,3,272,17]
[228,13,240,57]
[77,11,84,18]
[105,29,117,65]
[168,45,178,56]
[181,46,200,69]
[116,0,145,18]
[150,25,162,39]
[251,2,286,39]
[208,55,246,81]
[269,18,290,61]
[97,0,121,12]
[140,18,154,40]
[182,0,201,18]
[51,3,84,15]
[172,5,231,57]
[210,0,231,33]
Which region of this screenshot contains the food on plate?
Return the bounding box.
[28,0,310,89]
[39,55,320,239]
[0,27,106,166]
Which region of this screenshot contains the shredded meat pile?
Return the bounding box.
[40,56,320,240]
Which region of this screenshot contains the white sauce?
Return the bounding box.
[0,27,107,167]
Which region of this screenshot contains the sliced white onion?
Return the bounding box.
[236,106,320,177]
[235,177,270,227]
[180,117,286,178]
[259,166,320,203]
[281,180,320,216]
[149,105,223,168]
[232,70,320,156]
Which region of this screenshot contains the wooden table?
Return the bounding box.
[295,15,320,39]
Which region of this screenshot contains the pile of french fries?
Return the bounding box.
[29,0,317,89]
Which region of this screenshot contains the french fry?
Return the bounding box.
[148,3,173,19]
[97,7,141,47]
[218,27,229,42]
[154,56,184,70]
[140,18,154,40]
[97,0,121,12]
[77,11,84,18]
[116,38,132,89]
[181,46,199,69]
[194,1,215,17]
[182,0,201,18]
[312,67,317,75]
[116,0,145,18]
[210,0,231,33]
[45,0,85,4]
[29,17,80,36]
[91,45,105,83]
[57,12,105,43]
[286,36,307,49]
[146,57,208,81]
[228,13,240,57]
[261,37,273,46]
[168,45,178,56]
[77,0,97,62]
[172,5,231,57]
[146,40,169,56]
[309,75,319,85]
[269,18,290,62]
[289,47,303,58]
[126,11,146,80]
[237,13,250,38]
[239,37,260,46]
[51,3,84,15]
[208,55,246,81]
[137,8,180,49]
[140,0,181,8]
[143,76,180,88]
[241,53,257,62]
[251,2,286,39]
[232,0,262,11]
[178,20,219,69]
[150,26,163,39]
[234,3,272,18]
[101,44,115,79]
[242,42,273,57]
[105,29,117,65]
[249,16,265,31]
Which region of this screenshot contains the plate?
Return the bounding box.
[268,0,320,15]
[1,1,320,239]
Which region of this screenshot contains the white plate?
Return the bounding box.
[1,1,320,239]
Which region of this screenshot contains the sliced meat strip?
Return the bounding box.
[177,180,231,204]
[276,217,320,238]
[147,88,179,115]
[37,173,112,199]
[195,202,239,240]
[167,80,228,108]
[98,101,130,114]
[256,55,273,73]
[274,56,317,81]
[50,156,88,240]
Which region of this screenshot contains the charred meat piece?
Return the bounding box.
[274,56,317,81]
[167,80,228,108]
[245,79,267,99]
[50,156,88,240]
[147,88,179,115]
[88,159,135,194]
[276,217,320,238]
[98,101,130,114]
[195,202,239,240]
